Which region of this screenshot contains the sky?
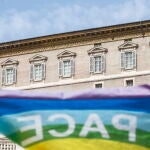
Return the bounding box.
[0,0,150,43]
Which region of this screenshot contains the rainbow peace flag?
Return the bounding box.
[0,85,150,150]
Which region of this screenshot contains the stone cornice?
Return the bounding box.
[2,70,150,90]
[0,20,150,57]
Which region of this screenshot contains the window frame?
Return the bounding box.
[121,49,137,71]
[30,62,46,82]
[57,50,76,79]
[90,54,105,74]
[88,44,107,75]
[1,59,18,86]
[124,78,135,87]
[62,59,72,77]
[2,67,16,85]
[58,58,75,78]
[33,63,44,81]
[29,55,47,83]
[94,82,104,88]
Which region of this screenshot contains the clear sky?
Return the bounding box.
[0,0,150,42]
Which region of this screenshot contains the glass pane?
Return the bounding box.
[63,60,71,77]
[124,52,133,69]
[6,68,14,84]
[34,64,42,80]
[95,83,103,88]
[126,80,133,87]
[94,56,102,72]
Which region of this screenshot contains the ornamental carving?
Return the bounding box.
[118,41,138,50]
[57,50,76,59]
[29,54,48,63]
[1,58,19,66]
[88,46,108,55]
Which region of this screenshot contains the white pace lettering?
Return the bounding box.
[79,113,109,138]
[48,114,75,137]
[17,115,43,146]
[112,114,137,142]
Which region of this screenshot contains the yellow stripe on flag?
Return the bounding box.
[26,139,149,150]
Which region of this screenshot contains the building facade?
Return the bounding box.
[0,20,150,92]
[0,138,16,150]
[0,20,150,149]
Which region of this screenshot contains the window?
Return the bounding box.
[94,43,101,48]
[94,56,102,73]
[5,68,14,84]
[63,60,71,77]
[2,67,16,85]
[34,64,43,81]
[88,44,107,74]
[95,83,103,88]
[29,55,47,82]
[121,51,136,70]
[30,63,45,81]
[118,41,138,71]
[59,59,74,78]
[90,55,105,73]
[125,79,134,87]
[1,59,18,86]
[57,50,76,78]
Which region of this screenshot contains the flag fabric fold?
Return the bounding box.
[0,85,150,150]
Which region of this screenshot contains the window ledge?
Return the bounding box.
[121,68,137,72]
[2,83,15,86]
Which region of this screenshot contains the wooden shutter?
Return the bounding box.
[132,51,136,68]
[121,52,125,69]
[30,64,34,81]
[2,69,5,85]
[59,60,63,77]
[101,55,105,72]
[42,63,46,79]
[71,59,75,76]
[13,67,17,83]
[90,56,94,73]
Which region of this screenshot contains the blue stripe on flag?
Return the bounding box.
[0,97,149,115]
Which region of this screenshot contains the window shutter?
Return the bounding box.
[30,64,34,81]
[13,67,17,83]
[71,59,75,76]
[101,55,105,72]
[90,56,94,73]
[42,63,46,79]
[2,69,5,85]
[121,52,125,69]
[132,51,136,68]
[59,60,63,77]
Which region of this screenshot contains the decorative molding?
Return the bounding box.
[0,20,150,57]
[3,70,150,90]
[57,50,76,59]
[88,46,108,54]
[118,41,138,50]
[1,58,19,66]
[29,54,48,63]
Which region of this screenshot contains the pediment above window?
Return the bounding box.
[29,54,48,63]
[1,58,19,66]
[118,41,138,50]
[88,46,108,55]
[57,50,76,59]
